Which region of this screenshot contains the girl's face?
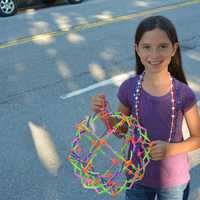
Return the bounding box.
[135,28,178,74]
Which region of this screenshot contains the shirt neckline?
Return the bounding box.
[141,85,171,100]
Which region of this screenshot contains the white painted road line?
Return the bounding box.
[60,71,135,100]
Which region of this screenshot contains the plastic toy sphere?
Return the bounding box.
[67,111,151,196]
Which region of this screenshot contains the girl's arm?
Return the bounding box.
[168,103,200,155]
[117,102,131,116]
[151,103,200,160]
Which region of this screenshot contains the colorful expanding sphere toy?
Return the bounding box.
[67,103,151,197]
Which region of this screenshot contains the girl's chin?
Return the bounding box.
[145,63,168,71]
[145,66,167,74]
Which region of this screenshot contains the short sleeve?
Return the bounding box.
[181,85,197,113]
[117,79,131,108]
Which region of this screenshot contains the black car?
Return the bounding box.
[0,0,84,17]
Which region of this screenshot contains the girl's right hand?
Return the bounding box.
[91,94,126,139]
[91,93,107,113]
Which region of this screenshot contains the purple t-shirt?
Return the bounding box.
[117,75,197,188]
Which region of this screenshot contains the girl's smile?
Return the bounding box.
[147,60,164,67]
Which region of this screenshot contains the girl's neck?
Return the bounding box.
[143,71,171,88]
[142,70,172,97]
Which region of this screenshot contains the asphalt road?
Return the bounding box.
[0,0,200,199]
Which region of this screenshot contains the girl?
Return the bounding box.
[91,16,200,200]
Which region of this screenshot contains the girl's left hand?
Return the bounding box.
[150,140,170,161]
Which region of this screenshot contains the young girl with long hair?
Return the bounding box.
[91,16,200,200]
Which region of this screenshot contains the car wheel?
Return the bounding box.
[0,0,17,17]
[42,0,56,4]
[68,0,83,4]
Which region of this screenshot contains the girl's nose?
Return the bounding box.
[150,48,161,58]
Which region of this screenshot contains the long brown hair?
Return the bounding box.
[134,15,188,84]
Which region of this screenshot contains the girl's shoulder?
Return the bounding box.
[174,78,197,112]
[119,74,139,89]
[174,78,195,94]
[117,74,139,108]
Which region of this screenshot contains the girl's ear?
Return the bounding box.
[172,42,179,56]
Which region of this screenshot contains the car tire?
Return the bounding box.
[42,0,56,4]
[0,0,17,17]
[68,0,83,4]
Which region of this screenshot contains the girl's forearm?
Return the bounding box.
[167,136,200,156]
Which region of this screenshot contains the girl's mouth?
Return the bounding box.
[148,61,163,66]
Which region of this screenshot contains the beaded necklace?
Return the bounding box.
[133,71,176,142]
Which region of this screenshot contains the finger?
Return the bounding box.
[93,101,104,107]
[91,103,103,112]
[152,154,164,161]
[92,99,106,108]
[96,93,105,97]
[92,97,103,103]
[151,156,161,161]
[92,105,104,113]
[150,140,160,147]
[91,99,105,109]
[92,94,105,101]
[150,150,161,159]
[151,149,161,157]
[150,145,160,153]
[95,93,106,102]
[151,153,162,160]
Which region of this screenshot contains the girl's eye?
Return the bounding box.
[142,45,151,49]
[160,45,169,49]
